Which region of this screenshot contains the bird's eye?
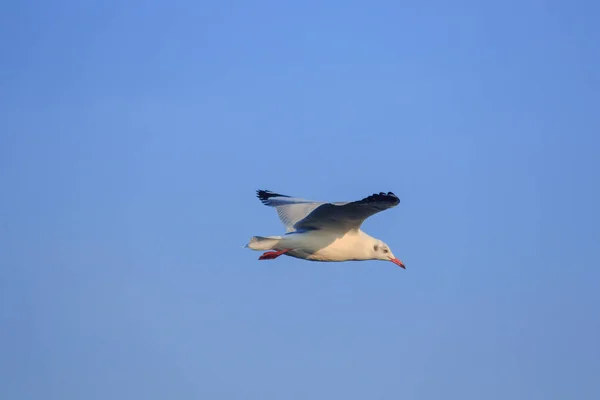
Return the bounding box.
[383,249,389,254]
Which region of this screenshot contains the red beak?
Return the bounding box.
[390,258,406,269]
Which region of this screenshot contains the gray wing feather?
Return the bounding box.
[256,190,324,232]
[257,190,400,233]
[293,192,400,232]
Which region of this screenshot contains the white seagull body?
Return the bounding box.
[246,189,405,268]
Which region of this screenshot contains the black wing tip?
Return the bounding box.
[363,191,400,206]
[256,189,290,203]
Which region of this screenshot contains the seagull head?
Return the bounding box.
[373,240,406,269]
[372,240,405,269]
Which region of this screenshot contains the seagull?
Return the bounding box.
[245,189,405,268]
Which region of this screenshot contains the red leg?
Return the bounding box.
[258,249,291,260]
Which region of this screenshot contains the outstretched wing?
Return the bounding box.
[293,192,400,232]
[256,190,325,232]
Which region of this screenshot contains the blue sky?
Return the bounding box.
[1,1,599,399]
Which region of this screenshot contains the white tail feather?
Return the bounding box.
[246,236,282,250]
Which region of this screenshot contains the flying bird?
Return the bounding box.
[245,189,405,268]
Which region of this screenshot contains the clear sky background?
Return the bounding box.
[1,1,599,399]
